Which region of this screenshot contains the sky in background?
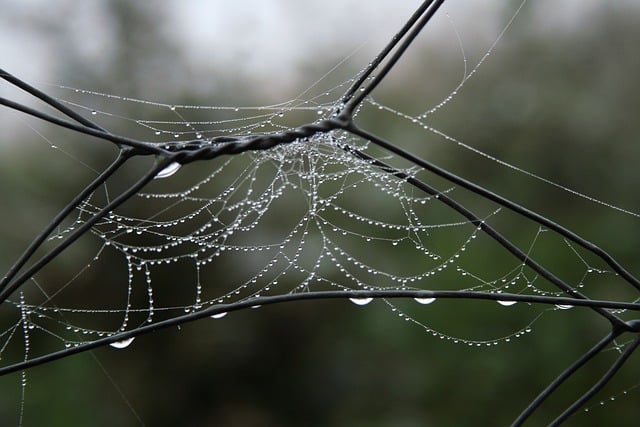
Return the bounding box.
[1,1,490,82]
[1,0,637,140]
[2,1,635,92]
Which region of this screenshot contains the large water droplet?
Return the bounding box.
[556,304,574,310]
[349,297,373,306]
[414,297,436,305]
[109,337,135,349]
[155,162,181,179]
[497,300,517,306]
[211,312,227,319]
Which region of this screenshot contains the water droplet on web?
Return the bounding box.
[211,312,227,319]
[414,297,436,305]
[155,162,181,179]
[497,300,517,306]
[556,304,574,310]
[169,105,176,111]
[349,297,373,306]
[91,110,97,115]
[109,337,135,349]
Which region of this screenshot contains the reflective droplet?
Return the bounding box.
[155,162,181,179]
[109,337,135,349]
[497,300,517,306]
[349,297,373,306]
[556,304,574,310]
[414,297,435,305]
[211,312,227,319]
[91,110,97,115]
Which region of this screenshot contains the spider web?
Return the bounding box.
[2,1,640,425]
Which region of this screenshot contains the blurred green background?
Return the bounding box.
[1,1,640,426]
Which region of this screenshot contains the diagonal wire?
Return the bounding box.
[512,330,620,426]
[550,334,640,426]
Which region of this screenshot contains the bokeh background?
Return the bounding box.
[1,1,640,426]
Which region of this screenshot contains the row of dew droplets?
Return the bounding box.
[108,152,178,348]
[105,128,305,346]
[346,293,539,347]
[70,71,359,143]
[80,43,558,350]
[349,297,436,306]
[349,296,535,308]
[51,65,489,354]
[111,143,547,351]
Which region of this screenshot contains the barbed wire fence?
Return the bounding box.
[1,0,639,425]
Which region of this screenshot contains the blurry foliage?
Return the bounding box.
[1,2,639,426]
